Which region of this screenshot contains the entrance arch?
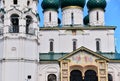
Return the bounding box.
[84,70,98,81]
[70,70,83,81]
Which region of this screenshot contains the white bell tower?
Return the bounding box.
[0,0,39,81]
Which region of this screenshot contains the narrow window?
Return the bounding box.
[50,39,54,52]
[3,0,5,4]
[73,39,77,51]
[97,12,99,21]
[49,12,51,22]
[10,14,19,33]
[26,15,32,34]
[1,15,4,23]
[71,13,74,25]
[27,1,30,6]
[13,0,17,4]
[96,38,100,52]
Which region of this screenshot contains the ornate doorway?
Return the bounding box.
[84,70,98,81]
[70,70,83,81]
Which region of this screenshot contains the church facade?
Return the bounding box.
[0,0,120,81]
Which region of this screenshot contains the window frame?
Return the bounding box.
[73,39,77,51]
[96,38,101,52]
[71,12,74,25]
[26,15,32,34]
[49,12,51,22]
[10,14,19,33]
[49,39,54,52]
[48,74,56,81]
[13,0,18,5]
[97,11,99,21]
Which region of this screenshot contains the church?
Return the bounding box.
[0,0,120,81]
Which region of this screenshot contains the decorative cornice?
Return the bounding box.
[58,46,110,61]
[6,7,22,14]
[0,58,38,63]
[39,26,116,31]
[109,60,120,63]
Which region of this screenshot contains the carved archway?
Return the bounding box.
[84,70,98,81]
[70,70,83,81]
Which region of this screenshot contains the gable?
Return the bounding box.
[68,51,99,64]
[59,46,109,63]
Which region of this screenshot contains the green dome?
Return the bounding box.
[61,0,86,8]
[41,0,59,10]
[87,0,107,10]
[83,15,89,25]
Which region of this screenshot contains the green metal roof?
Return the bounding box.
[41,0,59,11]
[87,0,107,10]
[61,0,86,8]
[39,52,120,61]
[100,52,120,60]
[39,52,67,61]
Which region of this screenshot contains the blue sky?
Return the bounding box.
[38,0,120,52]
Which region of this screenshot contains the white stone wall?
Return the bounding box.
[39,29,115,53]
[0,62,2,81]
[38,64,60,81]
[3,0,37,12]
[44,10,58,27]
[2,61,38,81]
[1,38,38,60]
[0,37,39,81]
[0,0,39,81]
[108,63,120,81]
[89,9,105,26]
[62,8,83,26]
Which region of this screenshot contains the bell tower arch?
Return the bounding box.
[0,0,40,81]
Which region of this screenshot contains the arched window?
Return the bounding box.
[26,15,32,34]
[1,15,4,23]
[49,12,51,22]
[73,39,77,51]
[13,0,17,4]
[84,70,98,81]
[97,12,99,21]
[70,70,83,81]
[10,14,19,33]
[96,38,101,52]
[108,74,113,81]
[3,0,5,4]
[27,0,30,6]
[71,13,74,25]
[48,74,56,81]
[49,39,54,52]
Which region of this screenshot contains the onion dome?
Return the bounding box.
[61,0,86,8]
[87,0,107,10]
[83,15,89,25]
[41,0,59,11]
